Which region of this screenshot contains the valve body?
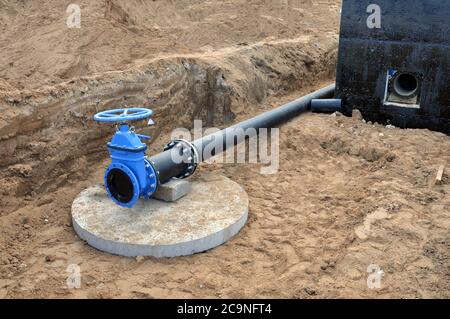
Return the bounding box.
[104,124,158,208]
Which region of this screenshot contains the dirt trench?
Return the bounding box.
[0,35,337,215]
[1,0,449,300]
[0,35,339,298]
[1,36,449,298]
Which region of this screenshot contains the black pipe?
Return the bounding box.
[311,98,342,113]
[147,148,188,183]
[149,83,335,183]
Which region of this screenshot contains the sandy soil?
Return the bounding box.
[1,88,449,299]
[1,0,449,299]
[0,0,339,91]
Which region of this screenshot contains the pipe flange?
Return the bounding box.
[142,158,159,199]
[104,163,140,209]
[164,139,200,179]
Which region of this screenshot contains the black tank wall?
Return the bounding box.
[336,0,450,133]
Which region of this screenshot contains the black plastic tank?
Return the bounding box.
[336,0,450,134]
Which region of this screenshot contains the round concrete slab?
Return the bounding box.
[71,173,248,258]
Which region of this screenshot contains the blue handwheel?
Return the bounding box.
[94,108,153,123]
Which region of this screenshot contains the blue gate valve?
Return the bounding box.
[94,108,158,208]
